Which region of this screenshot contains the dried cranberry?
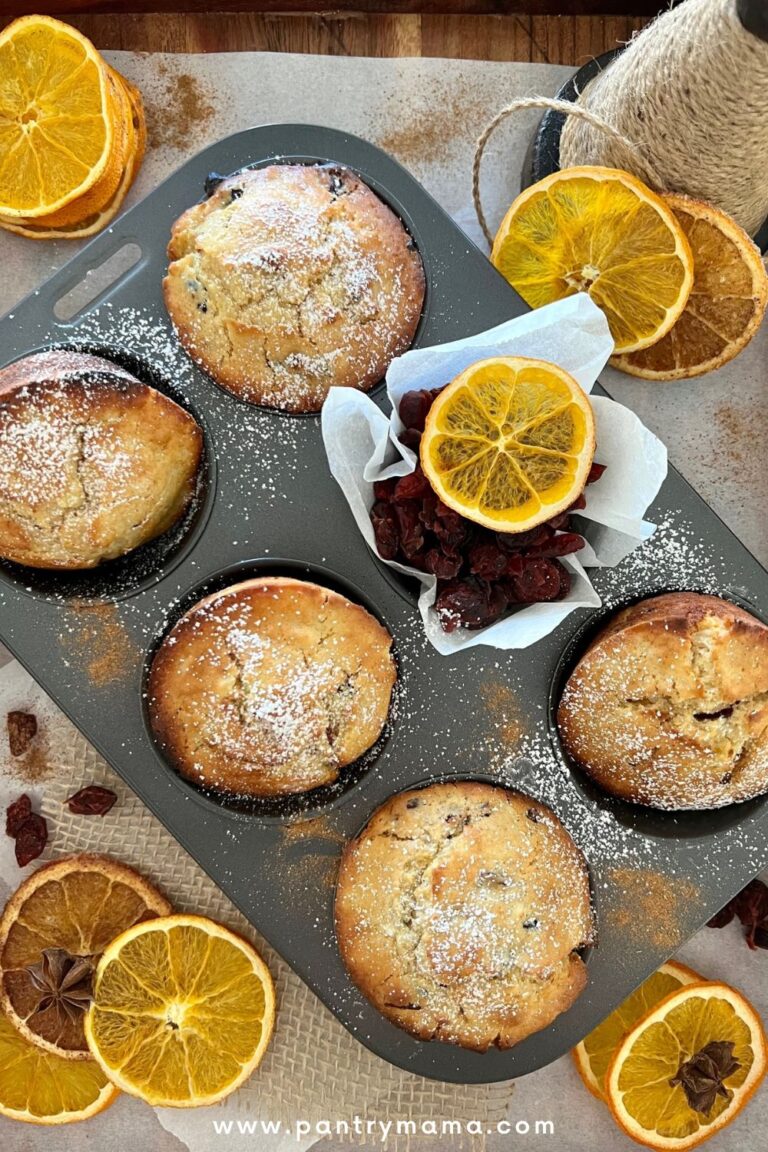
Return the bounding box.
[435,578,506,632]
[393,470,430,502]
[435,581,481,632]
[5,793,31,838]
[14,812,47,867]
[373,478,397,503]
[568,493,588,511]
[507,559,563,603]
[468,542,509,581]
[424,548,462,579]
[504,552,524,577]
[7,711,37,757]
[66,785,117,816]
[371,502,399,561]
[754,923,768,950]
[525,532,586,559]
[398,428,422,451]
[707,905,736,929]
[497,524,550,550]
[418,490,439,530]
[405,550,428,571]
[394,503,424,559]
[398,389,435,433]
[734,879,768,949]
[434,508,470,549]
[557,563,572,597]
[587,462,606,484]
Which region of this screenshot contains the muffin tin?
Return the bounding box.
[1,125,767,1084]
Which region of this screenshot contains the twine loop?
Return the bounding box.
[472,97,665,248]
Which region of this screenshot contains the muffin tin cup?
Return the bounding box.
[0,341,217,602]
[548,585,768,842]
[1,125,768,1083]
[142,558,401,823]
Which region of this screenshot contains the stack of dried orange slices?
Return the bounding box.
[492,167,768,380]
[0,16,146,240]
[0,853,275,1124]
[573,960,767,1150]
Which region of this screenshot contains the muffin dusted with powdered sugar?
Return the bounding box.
[0,349,202,569]
[163,164,425,413]
[558,591,768,809]
[335,781,593,1051]
[148,577,396,798]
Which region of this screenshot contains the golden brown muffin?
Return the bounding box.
[557,592,768,809]
[148,577,396,798]
[163,164,425,413]
[335,781,592,1051]
[0,350,203,570]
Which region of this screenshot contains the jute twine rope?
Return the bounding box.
[474,0,768,244]
[472,97,663,247]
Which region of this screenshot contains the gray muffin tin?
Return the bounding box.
[1,125,767,1084]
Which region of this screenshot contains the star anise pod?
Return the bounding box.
[26,947,94,1024]
[670,1040,741,1115]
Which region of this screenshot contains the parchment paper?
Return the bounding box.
[322,294,667,653]
[0,49,766,1152]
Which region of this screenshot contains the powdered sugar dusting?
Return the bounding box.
[165,166,425,412]
[148,580,396,801]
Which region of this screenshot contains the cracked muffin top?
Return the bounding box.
[335,781,592,1051]
[0,350,203,570]
[163,164,425,413]
[148,576,396,798]
[557,592,768,809]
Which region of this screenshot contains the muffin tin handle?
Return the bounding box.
[53,241,144,324]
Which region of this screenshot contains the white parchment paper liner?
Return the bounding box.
[322,295,668,654]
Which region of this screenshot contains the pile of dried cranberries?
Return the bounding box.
[370,387,605,632]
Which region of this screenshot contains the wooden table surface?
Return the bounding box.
[67,12,653,63]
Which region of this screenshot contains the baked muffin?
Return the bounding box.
[148,577,396,798]
[0,350,203,570]
[557,592,768,809]
[163,164,425,413]
[335,781,592,1051]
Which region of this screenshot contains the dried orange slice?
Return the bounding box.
[491,167,694,354]
[28,68,134,230]
[0,1010,117,1125]
[613,195,768,379]
[118,69,147,171]
[0,148,139,240]
[0,854,171,1060]
[573,960,701,1100]
[420,356,595,533]
[606,981,767,1150]
[85,914,275,1107]
[0,67,145,240]
[0,16,124,219]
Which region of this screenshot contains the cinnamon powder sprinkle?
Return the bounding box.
[280,814,346,847]
[60,602,138,686]
[480,680,525,749]
[608,867,700,951]
[147,71,216,152]
[376,81,489,168]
